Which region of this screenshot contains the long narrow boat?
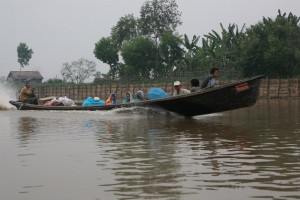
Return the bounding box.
[9,75,263,117]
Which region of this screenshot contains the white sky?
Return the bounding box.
[0,0,299,81]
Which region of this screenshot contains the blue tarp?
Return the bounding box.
[82,97,105,106]
[147,88,169,100]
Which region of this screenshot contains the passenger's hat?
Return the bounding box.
[174,81,181,86]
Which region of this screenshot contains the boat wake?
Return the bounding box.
[46,106,182,119]
[0,83,17,110]
[111,106,181,117]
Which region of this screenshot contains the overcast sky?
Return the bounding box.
[1,0,299,81]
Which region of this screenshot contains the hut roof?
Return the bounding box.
[7,71,44,81]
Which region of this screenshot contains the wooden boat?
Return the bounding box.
[9,75,263,117]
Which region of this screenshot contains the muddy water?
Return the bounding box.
[0,99,299,200]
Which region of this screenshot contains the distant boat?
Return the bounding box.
[9,75,263,117]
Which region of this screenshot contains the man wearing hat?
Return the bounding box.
[173,81,191,96]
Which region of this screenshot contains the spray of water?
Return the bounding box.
[0,83,18,110]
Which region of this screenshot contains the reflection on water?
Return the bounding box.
[95,118,185,199]
[18,117,38,142]
[0,99,300,200]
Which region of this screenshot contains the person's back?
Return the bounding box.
[201,68,220,89]
[190,79,201,92]
[135,90,144,102]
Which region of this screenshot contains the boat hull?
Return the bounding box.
[9,75,263,116]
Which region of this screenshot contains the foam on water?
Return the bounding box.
[46,106,182,119]
[0,83,18,110]
[111,106,180,117]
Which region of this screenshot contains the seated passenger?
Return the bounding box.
[201,68,220,89]
[123,92,134,103]
[173,81,190,96]
[135,90,144,102]
[19,82,38,104]
[105,93,117,105]
[190,78,201,92]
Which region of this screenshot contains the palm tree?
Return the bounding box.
[182,34,200,69]
[202,23,246,72]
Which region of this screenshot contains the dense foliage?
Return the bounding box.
[139,0,182,40]
[93,1,300,80]
[241,11,300,78]
[121,37,157,77]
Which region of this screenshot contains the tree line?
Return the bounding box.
[94,0,300,80]
[17,0,300,84]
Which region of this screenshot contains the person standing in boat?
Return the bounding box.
[19,82,38,104]
[173,81,191,96]
[190,79,201,92]
[105,93,117,105]
[201,68,220,89]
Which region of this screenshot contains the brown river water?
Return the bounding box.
[0,98,300,200]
